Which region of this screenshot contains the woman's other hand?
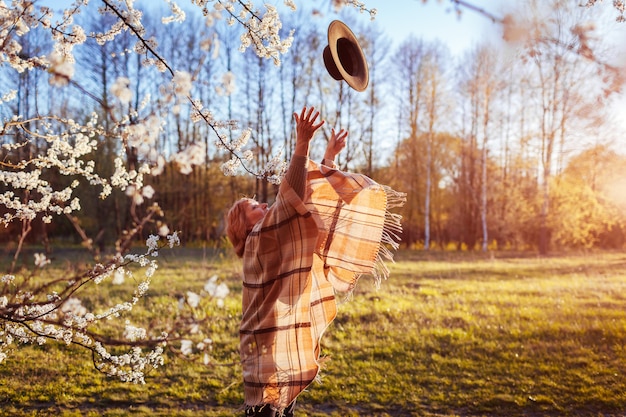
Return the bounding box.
[324,128,348,162]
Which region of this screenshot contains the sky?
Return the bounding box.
[350,0,506,55]
[348,0,626,131]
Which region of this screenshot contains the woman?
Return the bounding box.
[226,106,405,417]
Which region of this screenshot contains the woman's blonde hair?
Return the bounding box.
[226,198,254,258]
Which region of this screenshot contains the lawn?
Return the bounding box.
[2,249,626,416]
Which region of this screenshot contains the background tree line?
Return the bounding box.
[2,0,625,255]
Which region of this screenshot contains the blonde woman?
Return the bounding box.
[226,106,405,417]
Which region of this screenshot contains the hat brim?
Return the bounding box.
[327,20,369,92]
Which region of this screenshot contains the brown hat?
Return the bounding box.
[323,20,369,92]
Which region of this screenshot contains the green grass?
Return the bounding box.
[2,249,626,416]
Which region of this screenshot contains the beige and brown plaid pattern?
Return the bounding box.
[240,161,404,412]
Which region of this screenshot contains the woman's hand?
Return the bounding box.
[293,106,325,157]
[324,128,348,162]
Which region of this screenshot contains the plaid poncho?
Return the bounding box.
[240,160,405,414]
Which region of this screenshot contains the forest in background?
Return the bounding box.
[2,0,626,255]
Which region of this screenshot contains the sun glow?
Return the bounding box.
[603,176,626,208]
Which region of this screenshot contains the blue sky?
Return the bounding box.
[357,0,626,130]
[350,0,506,55]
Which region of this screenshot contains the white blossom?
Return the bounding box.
[61,298,87,317]
[124,321,147,342]
[111,77,132,103]
[220,157,241,177]
[125,185,144,205]
[167,232,180,248]
[142,185,155,199]
[162,0,186,24]
[112,267,126,285]
[214,282,230,299]
[34,253,50,268]
[158,224,170,236]
[151,155,166,176]
[180,339,193,356]
[47,51,75,87]
[1,275,15,284]
[215,71,236,96]
[146,235,159,253]
[284,0,297,11]
[204,275,230,302]
[172,70,192,97]
[1,90,17,102]
[186,291,201,308]
[173,142,206,174]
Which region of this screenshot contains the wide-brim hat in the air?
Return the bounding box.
[323,20,369,92]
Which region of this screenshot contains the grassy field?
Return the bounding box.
[2,249,626,416]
